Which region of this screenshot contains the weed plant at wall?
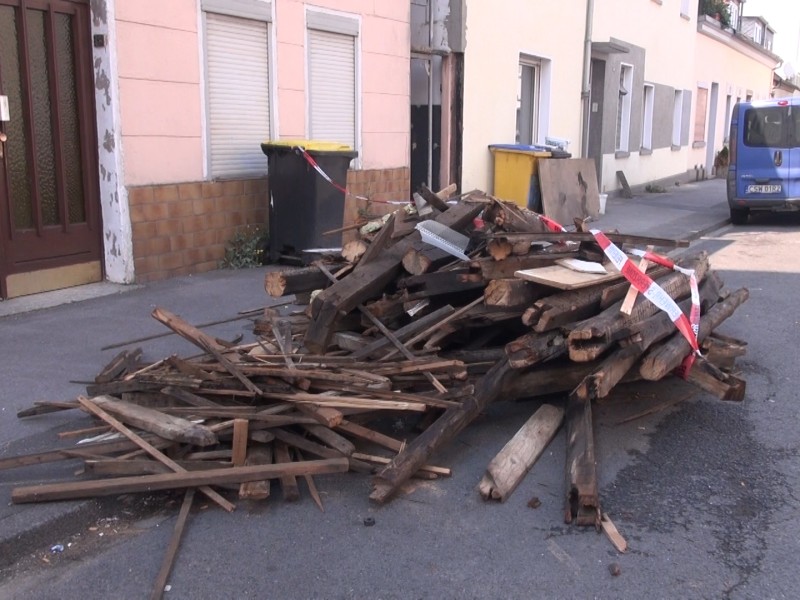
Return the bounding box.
[220,225,269,269]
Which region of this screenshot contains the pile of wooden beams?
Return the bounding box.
[4,191,748,534]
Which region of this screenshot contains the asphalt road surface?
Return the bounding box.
[2,215,800,599]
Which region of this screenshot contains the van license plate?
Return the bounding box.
[746,184,782,193]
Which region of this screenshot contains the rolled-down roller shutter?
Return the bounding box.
[307,27,356,149]
[205,12,271,177]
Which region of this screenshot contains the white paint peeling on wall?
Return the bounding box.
[90,0,134,284]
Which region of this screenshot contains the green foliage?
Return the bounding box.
[715,145,730,167]
[219,225,268,269]
[699,0,732,28]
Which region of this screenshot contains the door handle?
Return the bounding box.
[0,131,6,159]
[774,150,783,167]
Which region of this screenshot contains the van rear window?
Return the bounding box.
[743,106,799,148]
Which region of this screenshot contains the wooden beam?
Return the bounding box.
[564,384,600,527]
[238,445,273,500]
[231,419,249,467]
[273,440,300,502]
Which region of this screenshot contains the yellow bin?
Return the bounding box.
[489,144,552,208]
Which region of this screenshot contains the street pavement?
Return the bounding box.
[0,177,733,591]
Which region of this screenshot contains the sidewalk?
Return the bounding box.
[0,177,730,564]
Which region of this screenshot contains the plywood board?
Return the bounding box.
[515,265,621,290]
[538,159,600,225]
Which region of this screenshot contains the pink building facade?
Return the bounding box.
[0,0,410,298]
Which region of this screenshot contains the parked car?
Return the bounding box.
[726,97,800,224]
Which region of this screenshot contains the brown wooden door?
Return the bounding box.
[0,0,101,298]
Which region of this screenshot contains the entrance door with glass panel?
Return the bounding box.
[0,0,101,299]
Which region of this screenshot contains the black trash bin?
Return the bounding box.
[261,141,358,263]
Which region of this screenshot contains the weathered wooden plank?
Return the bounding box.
[149,489,195,600]
[231,419,249,467]
[91,396,217,447]
[12,458,349,504]
[264,266,330,298]
[478,404,564,502]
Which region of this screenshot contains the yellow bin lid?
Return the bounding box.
[262,139,352,152]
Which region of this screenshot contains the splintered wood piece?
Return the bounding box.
[564,385,600,527]
[231,419,249,467]
[601,513,627,553]
[478,404,564,502]
[505,330,567,370]
[401,242,453,276]
[485,231,689,248]
[620,245,653,315]
[150,489,195,600]
[90,396,217,447]
[12,458,349,504]
[273,440,300,502]
[77,396,235,513]
[239,445,273,500]
[487,238,513,261]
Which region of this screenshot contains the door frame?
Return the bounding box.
[0,0,102,298]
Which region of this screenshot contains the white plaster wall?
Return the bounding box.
[91,0,134,284]
[460,1,585,194]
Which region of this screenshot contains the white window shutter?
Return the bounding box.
[308,29,356,149]
[205,12,271,177]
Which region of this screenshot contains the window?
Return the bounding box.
[672,89,683,146]
[743,107,792,147]
[615,64,633,152]
[680,0,690,17]
[753,23,763,45]
[516,60,540,145]
[307,11,358,150]
[641,84,654,151]
[694,87,709,144]
[729,1,739,29]
[203,1,272,177]
[724,94,732,143]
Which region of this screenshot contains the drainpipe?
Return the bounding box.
[580,0,594,158]
[427,0,435,188]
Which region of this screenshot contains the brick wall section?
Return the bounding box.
[128,177,268,282]
[342,167,410,240]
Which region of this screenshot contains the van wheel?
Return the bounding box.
[730,207,749,225]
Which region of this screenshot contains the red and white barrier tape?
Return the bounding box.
[537,214,567,233]
[589,230,701,374]
[297,147,410,204]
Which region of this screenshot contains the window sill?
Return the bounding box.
[680,12,690,21]
[640,147,653,156]
[614,150,630,159]
[671,144,681,151]
[651,0,663,4]
[692,141,706,149]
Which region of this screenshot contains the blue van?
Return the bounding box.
[727,97,800,224]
